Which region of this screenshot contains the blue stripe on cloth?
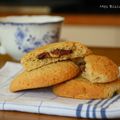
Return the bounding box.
[100,95,120,119]
[101,95,120,108]
[38,101,43,113]
[91,99,109,118]
[2,101,6,110]
[77,95,120,119]
[92,100,103,118]
[101,108,106,118]
[99,98,111,108]
[86,104,91,118]
[76,100,93,118]
[76,104,83,117]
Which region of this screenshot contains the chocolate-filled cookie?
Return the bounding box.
[21,41,92,71]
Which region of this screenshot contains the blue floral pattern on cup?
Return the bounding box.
[15,27,59,53]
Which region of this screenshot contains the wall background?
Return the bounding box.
[61,25,120,47]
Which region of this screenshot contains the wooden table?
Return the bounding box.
[1,13,120,26]
[0,47,120,120]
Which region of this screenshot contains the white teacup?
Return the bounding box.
[0,15,64,60]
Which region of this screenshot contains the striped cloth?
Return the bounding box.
[0,62,120,119]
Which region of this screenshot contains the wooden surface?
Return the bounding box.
[90,47,120,66]
[0,13,120,26]
[0,47,120,120]
[61,14,120,26]
[0,111,87,120]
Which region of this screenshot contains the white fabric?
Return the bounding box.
[0,62,120,119]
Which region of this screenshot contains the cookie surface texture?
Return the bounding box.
[53,76,120,99]
[10,61,79,92]
[82,55,119,83]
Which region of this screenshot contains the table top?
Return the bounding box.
[0,47,120,120]
[1,13,120,26]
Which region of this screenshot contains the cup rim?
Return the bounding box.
[0,15,64,25]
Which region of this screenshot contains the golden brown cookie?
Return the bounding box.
[10,61,79,92]
[53,76,120,99]
[82,55,119,83]
[21,41,92,71]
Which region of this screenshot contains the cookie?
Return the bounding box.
[10,61,79,92]
[81,55,119,83]
[53,76,120,99]
[21,41,92,71]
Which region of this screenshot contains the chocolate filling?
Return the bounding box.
[37,49,73,59]
[72,58,86,72]
[79,64,85,72]
[51,49,73,56]
[77,59,86,72]
[37,52,50,59]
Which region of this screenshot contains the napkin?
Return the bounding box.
[0,62,120,119]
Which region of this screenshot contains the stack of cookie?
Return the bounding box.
[10,41,120,99]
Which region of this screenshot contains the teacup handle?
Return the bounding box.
[0,41,6,54]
